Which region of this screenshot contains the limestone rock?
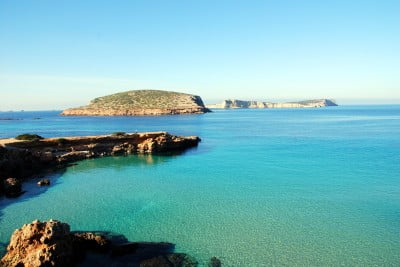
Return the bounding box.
[0,220,73,267]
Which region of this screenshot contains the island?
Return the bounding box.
[61,90,211,116]
[206,99,338,109]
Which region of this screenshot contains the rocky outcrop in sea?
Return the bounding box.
[0,220,204,267]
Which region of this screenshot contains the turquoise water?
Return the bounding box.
[1,106,400,266]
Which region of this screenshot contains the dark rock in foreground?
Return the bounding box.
[0,220,74,267]
[0,220,200,267]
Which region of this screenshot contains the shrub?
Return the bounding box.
[15,133,44,141]
[112,132,126,137]
[56,138,68,146]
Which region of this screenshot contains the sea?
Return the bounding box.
[0,106,399,266]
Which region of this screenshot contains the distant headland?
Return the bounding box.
[61,89,211,116]
[207,99,338,109]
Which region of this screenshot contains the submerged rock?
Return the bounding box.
[208,256,222,267]
[111,241,174,258]
[3,177,22,197]
[140,253,198,267]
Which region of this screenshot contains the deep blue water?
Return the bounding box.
[0,106,399,266]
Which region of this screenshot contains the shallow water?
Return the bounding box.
[1,106,400,265]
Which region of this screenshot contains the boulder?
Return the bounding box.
[0,220,73,267]
[4,177,22,197]
[37,178,50,186]
[0,220,111,267]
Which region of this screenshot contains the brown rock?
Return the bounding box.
[0,220,73,267]
[0,220,112,267]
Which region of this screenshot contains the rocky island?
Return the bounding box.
[207,99,337,109]
[0,132,200,197]
[61,90,211,116]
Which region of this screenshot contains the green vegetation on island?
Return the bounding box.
[62,89,210,116]
[15,134,44,141]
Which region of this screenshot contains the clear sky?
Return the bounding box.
[1,0,399,110]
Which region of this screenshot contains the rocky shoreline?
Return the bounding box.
[1,220,221,267]
[0,132,214,266]
[61,107,210,116]
[0,132,200,197]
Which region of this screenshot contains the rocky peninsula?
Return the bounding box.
[207,99,337,109]
[0,132,200,197]
[1,219,220,267]
[61,90,211,116]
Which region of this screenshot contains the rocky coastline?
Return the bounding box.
[1,219,220,267]
[207,99,338,109]
[0,132,200,198]
[0,132,213,266]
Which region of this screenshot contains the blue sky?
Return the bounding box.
[0,0,399,110]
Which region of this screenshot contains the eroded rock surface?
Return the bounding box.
[0,220,73,267]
